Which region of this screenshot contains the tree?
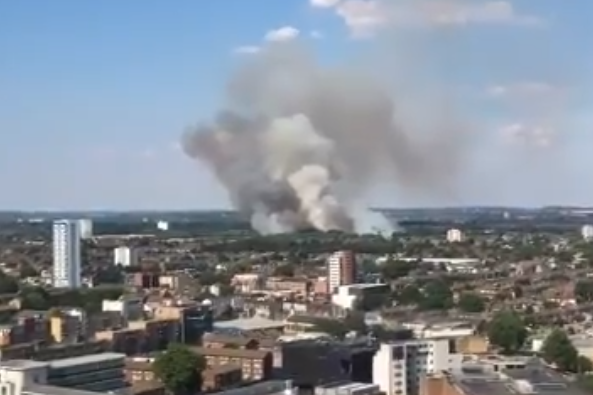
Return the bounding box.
[273,264,295,277]
[153,343,205,395]
[420,280,453,310]
[381,259,414,280]
[395,285,423,305]
[577,356,593,373]
[309,318,348,338]
[0,271,19,294]
[19,264,39,279]
[575,280,593,303]
[20,286,51,310]
[487,311,527,354]
[458,293,486,313]
[541,329,578,372]
[344,311,367,333]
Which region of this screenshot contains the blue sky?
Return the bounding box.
[0,0,591,210]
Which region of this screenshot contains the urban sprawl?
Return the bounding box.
[0,208,592,395]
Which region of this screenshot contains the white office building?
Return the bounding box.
[52,220,82,288]
[372,339,462,395]
[78,219,93,239]
[113,246,138,267]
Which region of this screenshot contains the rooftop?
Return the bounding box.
[49,352,126,370]
[450,361,586,395]
[23,384,111,395]
[0,360,48,371]
[213,317,285,331]
[213,380,295,395]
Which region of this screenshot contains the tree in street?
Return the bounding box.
[457,293,486,313]
[153,343,205,395]
[541,329,578,372]
[487,311,527,354]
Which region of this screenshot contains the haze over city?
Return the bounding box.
[1,0,592,210]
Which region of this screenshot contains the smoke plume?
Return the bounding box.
[182,43,467,234]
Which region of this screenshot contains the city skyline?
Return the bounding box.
[1,0,592,210]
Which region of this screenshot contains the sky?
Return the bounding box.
[0,0,592,210]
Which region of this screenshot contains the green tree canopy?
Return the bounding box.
[0,270,19,294]
[541,329,578,372]
[577,356,593,373]
[153,343,205,395]
[380,259,414,280]
[419,280,453,310]
[487,311,527,354]
[395,285,423,305]
[575,280,593,303]
[273,263,295,277]
[457,293,486,313]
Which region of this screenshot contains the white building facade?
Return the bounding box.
[446,228,464,243]
[52,220,82,288]
[372,339,462,395]
[113,246,138,267]
[78,219,93,239]
[582,225,593,241]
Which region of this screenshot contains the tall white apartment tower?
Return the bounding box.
[53,220,82,288]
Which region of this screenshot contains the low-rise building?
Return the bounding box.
[0,352,127,394]
[191,347,273,382]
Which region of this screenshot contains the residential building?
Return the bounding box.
[327,251,357,293]
[113,246,138,267]
[315,382,381,395]
[332,283,389,311]
[421,360,587,395]
[102,296,144,322]
[373,339,462,395]
[153,304,213,344]
[125,357,243,392]
[78,219,93,240]
[446,229,464,243]
[46,353,126,392]
[49,309,87,343]
[52,220,81,288]
[191,347,273,382]
[281,338,376,386]
[0,353,126,394]
[582,225,593,240]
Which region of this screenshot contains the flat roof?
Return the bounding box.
[213,317,284,331]
[452,363,586,395]
[23,384,109,395]
[49,352,126,370]
[341,283,388,290]
[213,380,294,395]
[0,360,48,370]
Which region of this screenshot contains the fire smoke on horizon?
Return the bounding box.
[181,44,467,234]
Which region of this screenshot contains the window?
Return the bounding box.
[392,346,404,360]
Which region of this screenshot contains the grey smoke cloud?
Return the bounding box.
[182,43,467,234]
